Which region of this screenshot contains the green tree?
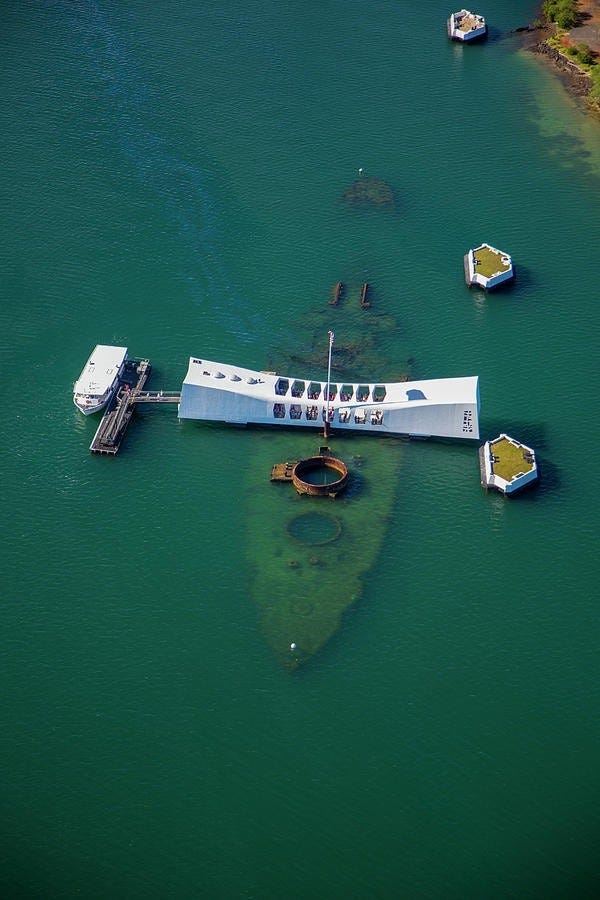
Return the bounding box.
[576,43,594,65]
[543,0,578,30]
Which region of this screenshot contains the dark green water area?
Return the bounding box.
[298,467,341,486]
[2,1,600,898]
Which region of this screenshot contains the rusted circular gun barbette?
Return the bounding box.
[271,449,349,498]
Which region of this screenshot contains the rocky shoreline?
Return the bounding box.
[516,0,600,117]
[516,11,600,116]
[529,35,593,98]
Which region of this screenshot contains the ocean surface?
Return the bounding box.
[1,2,599,897]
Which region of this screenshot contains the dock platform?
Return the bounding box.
[90,359,181,455]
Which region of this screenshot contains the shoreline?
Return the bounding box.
[518,15,600,119]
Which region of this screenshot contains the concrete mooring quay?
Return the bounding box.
[90,359,181,455]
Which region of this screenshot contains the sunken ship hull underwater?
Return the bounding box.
[245,427,403,669]
[179,169,480,666]
[177,341,480,669]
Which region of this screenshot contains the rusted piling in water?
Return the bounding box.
[329,281,343,306]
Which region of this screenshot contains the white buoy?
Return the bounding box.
[358,167,363,175]
[290,642,297,650]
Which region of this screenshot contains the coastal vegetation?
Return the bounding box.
[540,0,600,110]
[543,0,578,30]
[566,41,594,64]
[550,36,600,102]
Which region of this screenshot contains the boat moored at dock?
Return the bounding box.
[73,345,128,415]
[178,357,480,440]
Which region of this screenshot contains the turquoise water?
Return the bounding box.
[2,1,600,897]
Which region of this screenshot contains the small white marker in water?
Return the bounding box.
[290,642,297,650]
[358,167,363,175]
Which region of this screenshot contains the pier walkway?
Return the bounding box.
[134,391,181,403]
[90,359,180,455]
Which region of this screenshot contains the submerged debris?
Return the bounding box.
[341,176,395,209]
[329,282,343,306]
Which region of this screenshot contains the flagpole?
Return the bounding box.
[324,330,334,439]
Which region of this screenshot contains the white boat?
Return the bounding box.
[73,345,128,415]
[178,357,480,440]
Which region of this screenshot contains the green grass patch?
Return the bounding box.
[547,28,598,72]
[491,437,534,482]
[473,246,511,279]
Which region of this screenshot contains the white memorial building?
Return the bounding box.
[178,356,480,441]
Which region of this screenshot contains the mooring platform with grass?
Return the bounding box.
[479,433,538,495]
[465,243,514,290]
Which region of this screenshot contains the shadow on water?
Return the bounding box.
[467,266,534,299]
[517,814,600,900]
[503,262,535,293]
[482,420,549,450]
[532,452,561,495]
[484,26,505,44]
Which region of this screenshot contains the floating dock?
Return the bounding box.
[89,359,180,455]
